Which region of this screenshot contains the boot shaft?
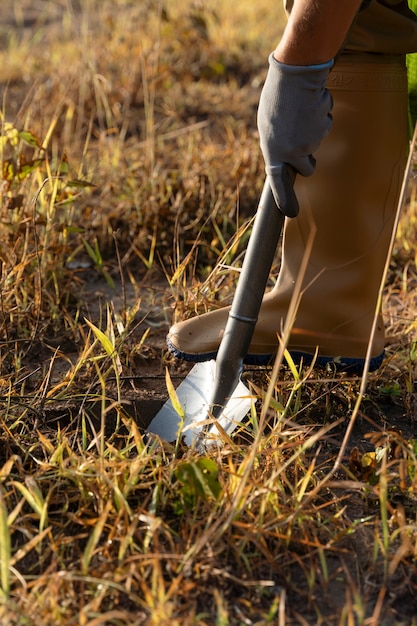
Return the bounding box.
[274,55,408,357]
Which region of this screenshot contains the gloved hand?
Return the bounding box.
[258,53,334,211]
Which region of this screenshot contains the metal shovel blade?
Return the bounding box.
[146,165,297,448]
[146,360,253,447]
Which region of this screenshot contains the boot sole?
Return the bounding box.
[166,337,384,374]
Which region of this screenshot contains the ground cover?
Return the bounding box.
[1,1,417,624]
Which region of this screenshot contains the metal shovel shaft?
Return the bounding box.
[209,165,298,419]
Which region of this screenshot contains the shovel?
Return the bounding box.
[147,163,298,446]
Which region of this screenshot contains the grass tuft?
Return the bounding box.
[0,1,417,624]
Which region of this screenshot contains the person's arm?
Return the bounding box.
[257,0,363,201]
[275,0,363,65]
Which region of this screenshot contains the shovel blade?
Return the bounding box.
[146,360,253,447]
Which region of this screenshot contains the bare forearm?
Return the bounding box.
[274,0,363,65]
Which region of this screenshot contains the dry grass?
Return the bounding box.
[1,1,417,624]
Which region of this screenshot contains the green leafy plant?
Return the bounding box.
[174,457,222,513]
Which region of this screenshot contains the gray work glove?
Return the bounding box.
[258,53,334,211]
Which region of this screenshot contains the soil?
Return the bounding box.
[32,270,417,624]
[33,268,183,430]
[3,3,417,624]
[1,0,414,442]
[37,267,417,441]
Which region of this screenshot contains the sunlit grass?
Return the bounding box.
[0,1,417,624]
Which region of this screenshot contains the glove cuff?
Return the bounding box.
[269,53,334,74]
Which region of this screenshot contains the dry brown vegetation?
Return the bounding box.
[1,1,417,624]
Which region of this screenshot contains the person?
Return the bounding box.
[167,0,417,373]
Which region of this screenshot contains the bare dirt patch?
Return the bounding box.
[2,2,417,624]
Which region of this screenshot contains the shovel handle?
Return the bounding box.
[268,162,299,218]
[209,164,298,418]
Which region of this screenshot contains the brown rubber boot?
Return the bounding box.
[167,54,409,372]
